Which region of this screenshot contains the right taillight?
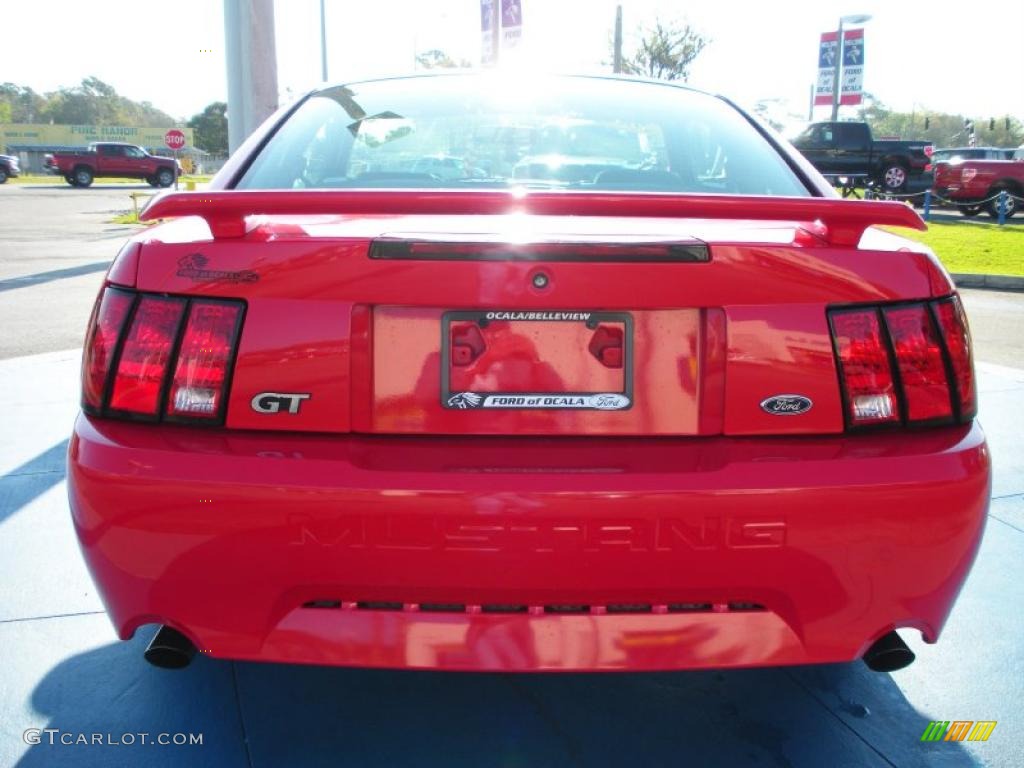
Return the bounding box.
[933,296,977,420]
[829,309,900,427]
[829,296,976,429]
[81,287,244,424]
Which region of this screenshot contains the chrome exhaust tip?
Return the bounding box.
[144,625,197,670]
[863,630,915,672]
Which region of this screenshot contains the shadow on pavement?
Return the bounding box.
[0,264,109,294]
[16,627,978,767]
[15,631,248,768]
[0,439,69,525]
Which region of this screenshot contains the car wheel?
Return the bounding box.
[156,168,174,187]
[880,164,908,193]
[0,167,8,184]
[986,187,1018,219]
[74,167,94,188]
[145,175,158,187]
[960,205,982,218]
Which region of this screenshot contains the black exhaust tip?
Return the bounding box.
[863,630,915,672]
[144,625,197,670]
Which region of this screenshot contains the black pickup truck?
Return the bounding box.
[791,121,933,193]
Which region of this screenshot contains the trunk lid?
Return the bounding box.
[130,191,938,437]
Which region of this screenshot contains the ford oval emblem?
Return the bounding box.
[760,394,813,416]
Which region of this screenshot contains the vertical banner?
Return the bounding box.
[840,28,864,105]
[500,0,523,53]
[813,32,838,106]
[814,29,866,107]
[481,0,497,66]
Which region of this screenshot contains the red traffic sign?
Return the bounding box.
[164,129,186,150]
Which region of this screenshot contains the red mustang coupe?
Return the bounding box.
[68,74,990,673]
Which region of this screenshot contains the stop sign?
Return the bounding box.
[164,129,186,150]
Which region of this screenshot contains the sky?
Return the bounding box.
[2,0,1022,134]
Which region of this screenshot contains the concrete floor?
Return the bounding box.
[2,182,1023,766]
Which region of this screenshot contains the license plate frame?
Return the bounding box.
[441,310,634,411]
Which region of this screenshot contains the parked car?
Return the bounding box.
[931,146,1014,164]
[933,148,1024,218]
[0,153,20,183]
[791,121,933,192]
[69,74,989,675]
[45,142,180,187]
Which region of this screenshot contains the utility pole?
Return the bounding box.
[613,5,623,74]
[320,0,328,82]
[224,0,279,154]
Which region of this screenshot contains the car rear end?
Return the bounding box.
[933,160,979,202]
[67,75,990,672]
[0,153,20,181]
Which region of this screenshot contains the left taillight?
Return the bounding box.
[82,287,135,410]
[81,287,244,424]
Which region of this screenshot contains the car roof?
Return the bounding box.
[312,71,709,99]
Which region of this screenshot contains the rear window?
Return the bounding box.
[236,75,809,197]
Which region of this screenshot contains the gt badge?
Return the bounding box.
[760,395,813,415]
[251,392,311,414]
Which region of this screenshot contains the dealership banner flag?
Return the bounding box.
[500,0,523,52]
[481,0,497,66]
[840,28,864,105]
[814,29,865,106]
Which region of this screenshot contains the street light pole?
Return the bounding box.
[830,14,871,122]
[320,0,328,82]
[829,19,845,121]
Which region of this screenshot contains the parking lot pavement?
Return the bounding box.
[0,348,1021,767]
[0,185,151,360]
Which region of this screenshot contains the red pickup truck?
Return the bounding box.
[932,146,1024,218]
[45,142,180,188]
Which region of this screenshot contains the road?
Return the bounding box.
[0,184,153,358]
[1,183,1021,363]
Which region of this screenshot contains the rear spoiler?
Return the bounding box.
[140,190,925,246]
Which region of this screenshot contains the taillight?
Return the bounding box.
[82,287,134,410]
[933,296,976,420]
[829,296,976,429]
[81,288,244,424]
[166,302,243,420]
[883,305,952,423]
[109,296,186,417]
[829,309,899,426]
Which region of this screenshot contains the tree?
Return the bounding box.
[0,83,46,123]
[415,49,472,70]
[855,95,1024,148]
[187,102,228,153]
[621,20,708,82]
[35,77,175,126]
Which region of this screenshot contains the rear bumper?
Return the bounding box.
[68,414,991,671]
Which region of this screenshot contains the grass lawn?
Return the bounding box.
[891,219,1024,277]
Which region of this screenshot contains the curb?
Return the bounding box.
[952,273,1024,292]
